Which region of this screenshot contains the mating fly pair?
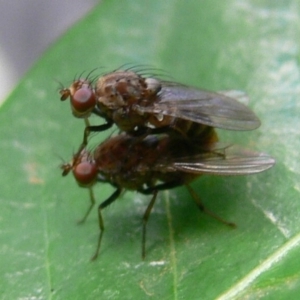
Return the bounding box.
[60,67,275,260]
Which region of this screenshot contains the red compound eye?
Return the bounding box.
[71,87,96,113]
[73,161,98,186]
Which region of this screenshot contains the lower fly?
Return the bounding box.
[61,133,275,260]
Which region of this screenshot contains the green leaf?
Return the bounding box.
[1,0,299,299]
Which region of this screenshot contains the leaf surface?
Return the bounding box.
[0,0,299,299]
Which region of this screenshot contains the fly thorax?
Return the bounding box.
[112,108,146,131]
[155,113,164,122]
[148,113,174,127]
[144,78,161,96]
[132,104,145,116]
[98,91,126,109]
[96,70,147,105]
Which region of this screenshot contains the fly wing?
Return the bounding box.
[138,82,261,130]
[154,144,275,176]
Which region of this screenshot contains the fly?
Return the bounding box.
[61,132,275,260]
[60,68,261,147]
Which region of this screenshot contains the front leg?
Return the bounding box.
[83,120,113,146]
[77,187,96,224]
[91,187,122,261]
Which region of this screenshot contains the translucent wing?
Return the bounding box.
[154,144,275,176]
[137,82,261,130]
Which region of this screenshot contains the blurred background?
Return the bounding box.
[0,0,98,104]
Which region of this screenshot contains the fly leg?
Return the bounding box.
[77,187,96,224]
[141,190,158,259]
[91,187,122,261]
[138,181,182,259]
[73,119,114,159]
[82,120,113,148]
[185,183,236,227]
